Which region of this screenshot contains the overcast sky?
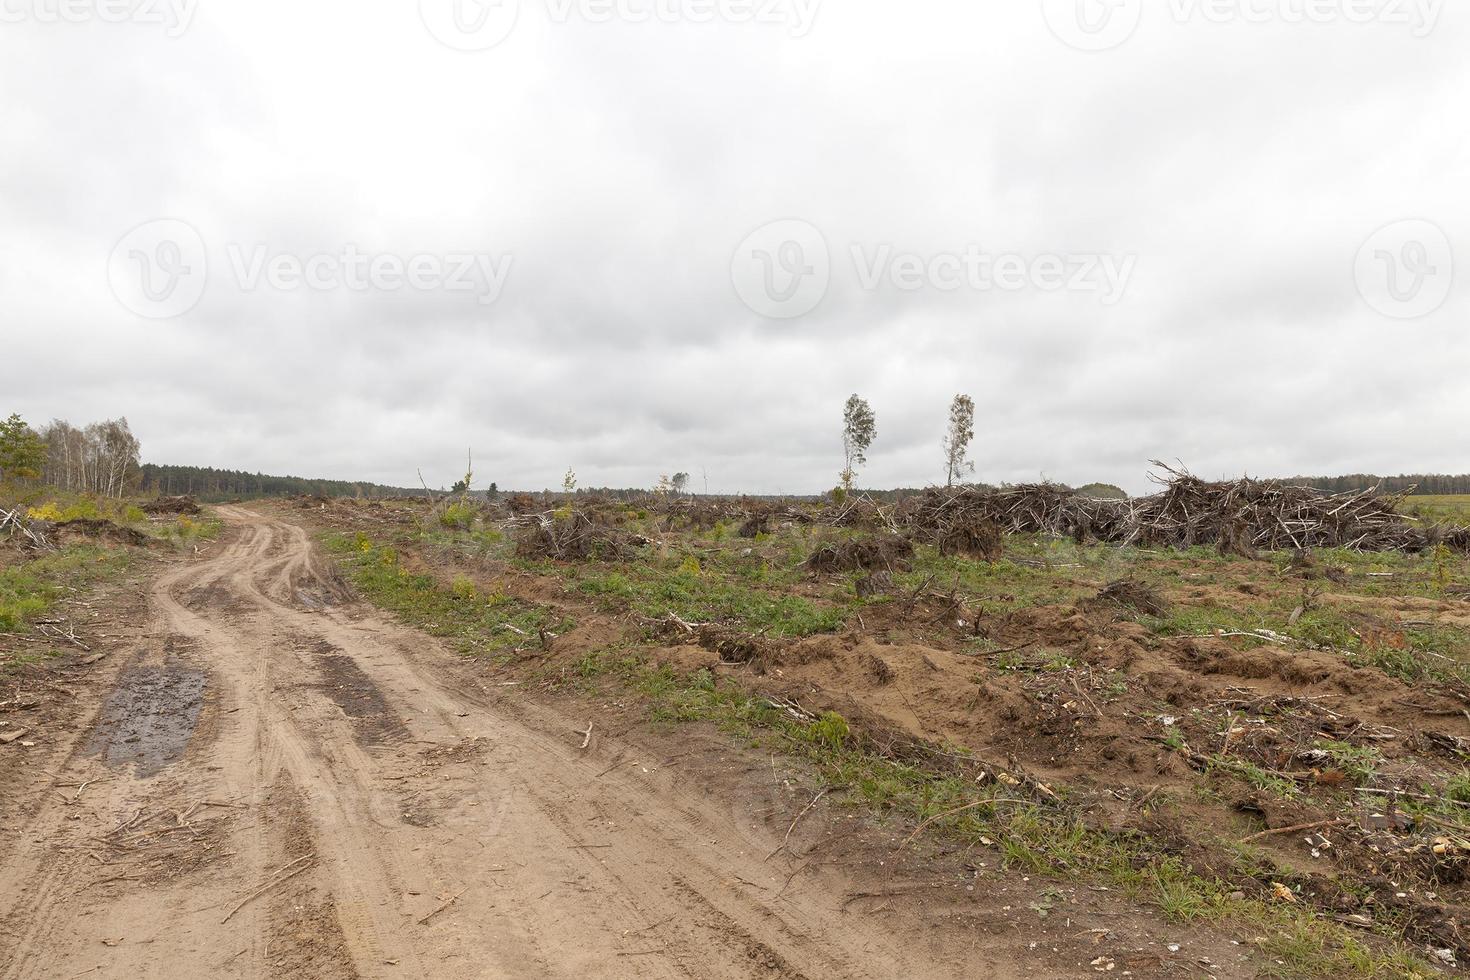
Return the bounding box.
[2,0,1466,495]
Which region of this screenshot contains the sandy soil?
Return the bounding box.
[0,506,1126,979]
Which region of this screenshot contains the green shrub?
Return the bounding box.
[439,502,477,529]
[804,711,850,752]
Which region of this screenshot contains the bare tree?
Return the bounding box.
[40,417,140,497]
[942,394,976,486]
[671,472,690,495]
[841,394,876,491]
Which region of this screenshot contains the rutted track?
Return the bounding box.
[0,506,1020,978]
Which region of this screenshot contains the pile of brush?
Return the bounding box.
[141,495,201,515]
[511,510,648,561]
[805,534,914,573]
[901,482,1113,543]
[902,462,1464,555]
[0,507,50,550]
[1121,462,1433,553]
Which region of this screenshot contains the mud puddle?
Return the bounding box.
[313,653,406,745]
[182,581,246,615]
[86,660,207,776]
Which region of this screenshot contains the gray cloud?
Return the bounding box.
[2,2,1466,496]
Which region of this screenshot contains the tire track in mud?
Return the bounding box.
[151,530,430,979]
[0,505,1029,979]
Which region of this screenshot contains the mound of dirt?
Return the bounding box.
[1092,578,1169,617]
[51,518,153,548]
[694,624,779,671]
[142,495,201,515]
[806,535,914,573]
[290,561,356,610]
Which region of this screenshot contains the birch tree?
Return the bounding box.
[841,394,876,491]
[942,394,975,486]
[39,417,140,496]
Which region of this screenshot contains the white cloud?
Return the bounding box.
[1,1,1466,495]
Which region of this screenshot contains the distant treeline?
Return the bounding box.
[139,464,425,502]
[1284,474,1470,496]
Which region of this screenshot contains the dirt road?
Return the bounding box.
[0,506,1031,978]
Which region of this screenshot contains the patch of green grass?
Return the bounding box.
[1,545,133,631]
[1256,913,1436,979]
[994,646,1077,672]
[570,561,846,637]
[421,513,829,625]
[1,545,134,669]
[438,501,479,529]
[1350,630,1470,687]
[1289,617,1358,651]
[895,544,1092,610]
[152,514,223,549]
[1140,602,1262,639]
[1400,494,1470,524]
[0,580,48,631]
[321,532,570,656]
[1208,755,1302,798]
[0,647,66,670]
[1317,741,1382,784]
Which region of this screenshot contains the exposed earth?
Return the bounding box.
[6,493,1470,978]
[1,505,1222,979]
